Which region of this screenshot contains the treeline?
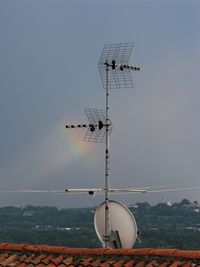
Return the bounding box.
[131,199,200,249]
[0,199,199,249]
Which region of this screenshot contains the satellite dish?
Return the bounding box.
[94,200,138,249]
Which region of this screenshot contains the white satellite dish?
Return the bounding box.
[94,200,138,249]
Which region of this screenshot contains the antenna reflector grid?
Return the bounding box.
[84,108,106,125]
[98,43,134,89]
[84,108,112,143]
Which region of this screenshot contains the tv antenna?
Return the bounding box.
[98,43,142,247]
[66,42,142,248]
[2,42,200,248]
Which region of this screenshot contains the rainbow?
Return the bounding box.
[59,119,94,166]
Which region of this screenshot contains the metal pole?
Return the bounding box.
[104,63,110,248]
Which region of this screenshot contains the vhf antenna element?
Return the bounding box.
[66,43,142,248]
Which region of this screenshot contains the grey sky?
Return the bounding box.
[0,0,200,208]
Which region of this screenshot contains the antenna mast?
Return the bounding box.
[98,43,142,247]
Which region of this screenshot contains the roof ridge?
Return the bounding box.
[0,243,200,260]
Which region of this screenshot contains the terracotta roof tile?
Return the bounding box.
[0,253,8,262]
[18,254,28,262]
[135,261,145,267]
[0,254,18,266]
[183,263,192,267]
[41,254,53,264]
[124,259,135,267]
[16,263,28,267]
[31,254,46,265]
[146,260,158,267]
[88,258,102,266]
[159,263,168,267]
[23,254,36,263]
[62,256,73,265]
[0,243,200,266]
[169,261,180,267]
[35,264,46,267]
[80,256,94,265]
[50,255,64,265]
[97,263,109,267]
[113,259,125,266]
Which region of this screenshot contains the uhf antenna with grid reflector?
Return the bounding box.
[98,43,142,89]
[65,108,112,143]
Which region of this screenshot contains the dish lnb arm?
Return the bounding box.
[110,230,122,249]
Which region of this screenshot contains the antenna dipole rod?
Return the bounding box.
[65,121,106,133]
[65,124,88,129]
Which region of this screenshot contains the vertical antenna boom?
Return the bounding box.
[98,42,142,248]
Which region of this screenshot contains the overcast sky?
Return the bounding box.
[0,0,200,208]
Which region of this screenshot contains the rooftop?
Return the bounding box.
[0,243,200,266]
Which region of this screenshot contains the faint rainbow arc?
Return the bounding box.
[59,119,96,166]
